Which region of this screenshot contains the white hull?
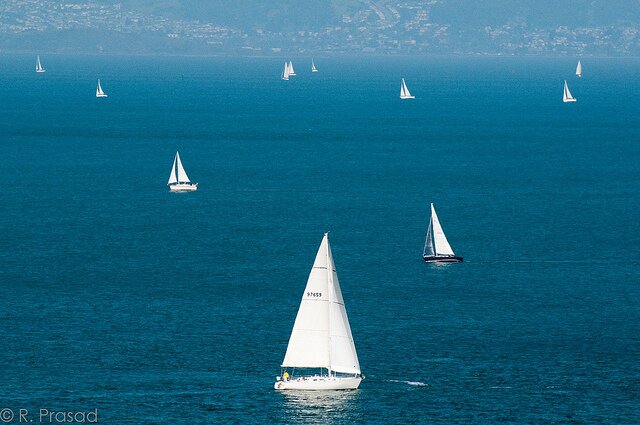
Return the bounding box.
[563,98,577,103]
[96,94,107,98]
[169,183,198,192]
[275,376,362,390]
[400,95,415,99]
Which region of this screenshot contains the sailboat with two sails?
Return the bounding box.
[562,80,576,103]
[96,79,107,98]
[275,233,363,390]
[311,59,318,73]
[35,55,45,73]
[400,78,415,99]
[167,151,198,192]
[423,203,463,263]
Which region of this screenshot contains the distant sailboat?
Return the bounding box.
[423,203,463,263]
[563,80,576,103]
[95,79,107,98]
[288,61,296,76]
[311,59,318,73]
[400,78,415,99]
[281,62,290,80]
[275,233,363,390]
[575,60,582,78]
[167,151,198,192]
[35,55,45,73]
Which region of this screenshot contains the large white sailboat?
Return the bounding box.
[562,80,576,103]
[275,233,363,390]
[287,61,296,76]
[423,203,463,263]
[167,151,198,192]
[95,79,107,98]
[400,78,415,99]
[35,55,45,73]
[311,59,318,73]
[281,62,290,80]
[575,60,582,78]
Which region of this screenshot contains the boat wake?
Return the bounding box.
[389,379,427,387]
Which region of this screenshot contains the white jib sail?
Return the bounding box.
[175,152,190,183]
[576,60,582,77]
[430,203,455,256]
[167,153,178,185]
[402,79,412,97]
[281,234,360,375]
[96,80,104,96]
[288,61,296,75]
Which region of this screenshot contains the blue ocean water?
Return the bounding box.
[0,54,638,424]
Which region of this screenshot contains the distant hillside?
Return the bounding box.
[0,0,638,55]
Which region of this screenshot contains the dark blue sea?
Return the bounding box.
[0,54,638,424]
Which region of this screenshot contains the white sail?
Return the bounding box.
[311,59,318,72]
[576,60,582,77]
[400,78,414,99]
[563,80,576,103]
[175,151,191,183]
[430,203,455,256]
[96,79,107,97]
[423,218,435,257]
[35,55,45,73]
[288,61,296,76]
[282,234,360,375]
[282,62,289,80]
[167,154,178,185]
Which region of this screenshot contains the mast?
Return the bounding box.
[326,233,333,376]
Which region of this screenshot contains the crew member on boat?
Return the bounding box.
[283,371,289,381]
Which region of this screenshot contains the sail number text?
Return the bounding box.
[307,292,322,298]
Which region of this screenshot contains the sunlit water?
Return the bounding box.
[0,55,638,424]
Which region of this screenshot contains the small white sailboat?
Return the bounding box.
[167,151,198,192]
[423,203,463,263]
[275,233,363,390]
[281,61,290,80]
[288,61,296,76]
[95,79,107,98]
[400,78,415,99]
[311,59,318,73]
[575,60,582,78]
[35,55,45,73]
[562,80,576,103]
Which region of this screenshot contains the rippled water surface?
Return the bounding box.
[0,55,638,424]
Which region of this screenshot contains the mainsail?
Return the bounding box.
[424,203,455,257]
[282,62,290,80]
[281,234,360,375]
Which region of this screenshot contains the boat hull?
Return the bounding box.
[169,183,198,192]
[400,96,415,99]
[274,376,362,390]
[423,255,463,263]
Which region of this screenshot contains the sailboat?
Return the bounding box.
[311,59,318,73]
[275,233,363,390]
[423,203,463,263]
[95,79,107,98]
[167,151,198,192]
[575,60,582,78]
[281,62,290,80]
[35,55,45,73]
[288,61,296,76]
[562,80,576,103]
[400,78,415,99]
